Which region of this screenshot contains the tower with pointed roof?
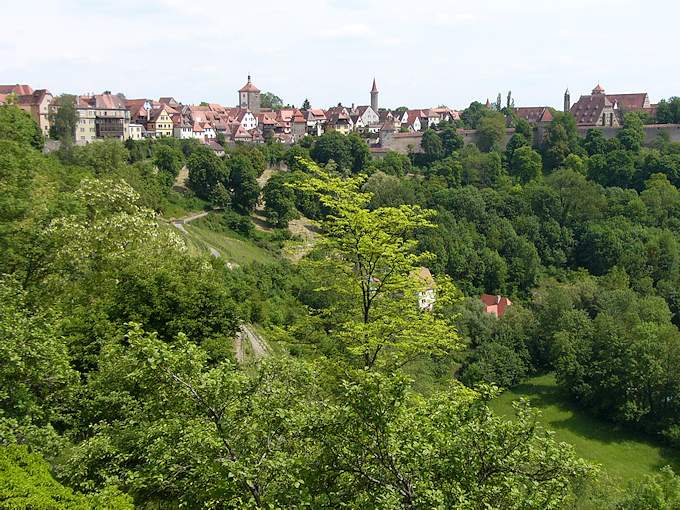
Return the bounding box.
[370,78,378,113]
[564,88,570,113]
[239,75,261,114]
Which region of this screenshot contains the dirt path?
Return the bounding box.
[234,324,269,363]
[171,211,220,258]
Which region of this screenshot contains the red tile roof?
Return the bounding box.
[480,294,512,318]
[606,93,650,111]
[0,84,33,95]
[239,76,260,93]
[513,106,553,124]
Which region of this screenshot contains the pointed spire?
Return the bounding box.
[371,78,378,93]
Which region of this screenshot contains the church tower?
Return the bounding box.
[564,88,571,113]
[371,78,379,112]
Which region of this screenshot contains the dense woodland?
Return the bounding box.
[2,101,680,509]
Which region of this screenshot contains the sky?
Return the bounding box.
[2,0,679,110]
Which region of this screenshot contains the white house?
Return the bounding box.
[128,123,143,140]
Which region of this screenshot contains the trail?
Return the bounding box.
[171,211,220,258]
[234,324,269,363]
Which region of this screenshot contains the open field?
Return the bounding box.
[492,373,680,504]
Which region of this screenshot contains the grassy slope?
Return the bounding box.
[183,223,276,265]
[491,374,680,492]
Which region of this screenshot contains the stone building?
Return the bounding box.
[239,75,261,114]
[74,93,131,144]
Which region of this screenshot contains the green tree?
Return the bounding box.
[263,172,298,227]
[0,105,44,150]
[310,131,352,171]
[0,444,133,509]
[260,91,283,110]
[187,147,229,200]
[510,145,543,183]
[229,154,260,213]
[617,112,646,152]
[347,131,371,174]
[296,161,459,369]
[302,98,311,110]
[421,129,444,163]
[153,144,183,187]
[461,101,487,129]
[49,94,78,143]
[477,112,506,152]
[438,123,464,156]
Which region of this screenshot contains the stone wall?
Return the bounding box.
[372,124,680,157]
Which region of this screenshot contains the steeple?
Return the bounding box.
[370,78,379,112]
[564,87,571,113]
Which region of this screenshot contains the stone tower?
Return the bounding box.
[564,88,570,113]
[239,75,261,114]
[371,78,379,112]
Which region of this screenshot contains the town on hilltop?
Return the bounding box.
[2,77,679,156]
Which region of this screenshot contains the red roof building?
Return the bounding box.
[480,294,512,318]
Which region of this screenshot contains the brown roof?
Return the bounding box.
[371,78,378,93]
[0,84,33,95]
[239,75,260,93]
[606,93,649,111]
[570,94,611,126]
[16,89,51,106]
[513,106,553,124]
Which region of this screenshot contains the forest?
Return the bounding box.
[2,101,680,509]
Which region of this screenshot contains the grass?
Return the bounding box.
[492,373,680,504]
[183,223,277,266]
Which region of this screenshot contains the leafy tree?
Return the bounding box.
[318,371,594,509]
[0,444,133,509]
[421,128,444,163]
[0,105,44,150]
[655,97,680,124]
[438,123,464,156]
[260,91,284,110]
[153,144,183,187]
[295,161,459,369]
[229,154,260,213]
[347,131,371,173]
[301,98,311,110]
[616,466,680,509]
[477,111,506,152]
[59,139,129,175]
[49,94,78,143]
[263,172,298,227]
[617,112,645,152]
[510,146,543,183]
[461,101,487,129]
[187,146,229,200]
[543,112,581,170]
[378,150,412,176]
[310,131,351,171]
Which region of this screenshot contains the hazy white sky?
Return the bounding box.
[2,0,678,109]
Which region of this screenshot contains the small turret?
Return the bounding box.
[564,87,571,112]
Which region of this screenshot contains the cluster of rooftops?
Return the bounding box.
[0,78,664,152]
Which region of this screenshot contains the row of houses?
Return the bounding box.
[1,79,664,155]
[0,77,463,150]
